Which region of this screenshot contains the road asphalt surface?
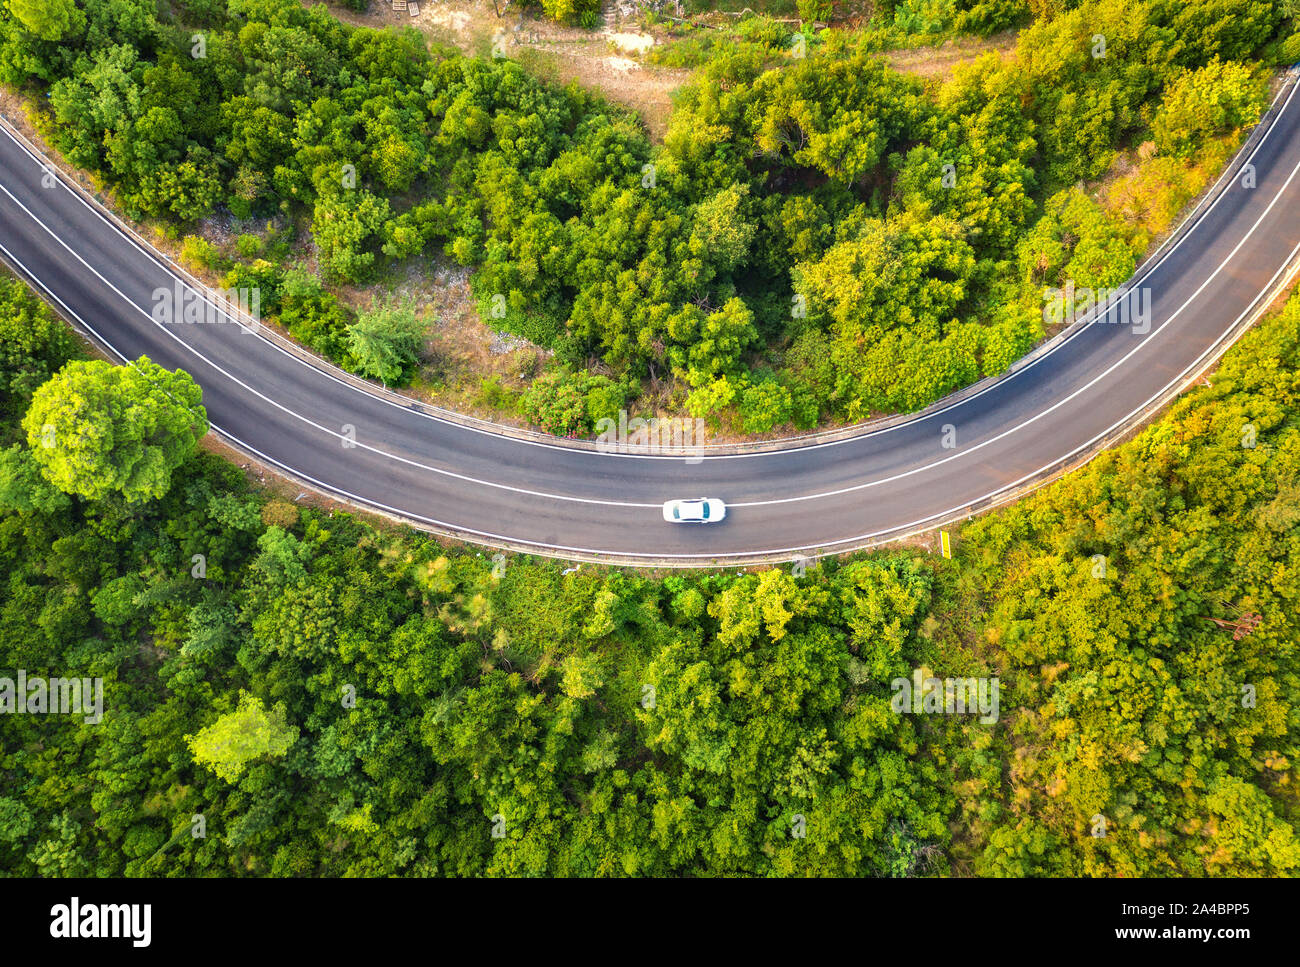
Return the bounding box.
[3,76,1300,565]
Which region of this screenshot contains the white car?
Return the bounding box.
[662,497,726,524]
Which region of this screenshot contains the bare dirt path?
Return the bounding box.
[324,0,690,139]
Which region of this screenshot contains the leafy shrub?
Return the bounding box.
[277,269,354,365]
[520,370,587,435]
[475,376,521,413]
[520,370,624,435]
[685,373,743,425]
[796,0,835,22]
[583,376,626,426]
[312,192,391,284]
[540,0,600,26]
[953,0,1030,36]
[235,233,264,258]
[179,236,226,274]
[222,260,281,310]
[893,0,956,35]
[734,15,792,48]
[346,299,427,386]
[1274,32,1300,67]
[739,378,788,435]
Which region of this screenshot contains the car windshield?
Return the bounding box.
[672,507,680,519]
[701,503,709,519]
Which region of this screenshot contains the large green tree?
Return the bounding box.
[22,357,207,503]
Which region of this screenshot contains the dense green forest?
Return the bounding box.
[0,264,1296,876]
[0,0,1297,878]
[0,0,1293,436]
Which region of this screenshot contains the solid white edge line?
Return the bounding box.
[5,230,1298,561]
[1,70,1297,460]
[0,76,1297,559]
[728,150,1300,506]
[6,108,1300,509]
[0,221,663,510]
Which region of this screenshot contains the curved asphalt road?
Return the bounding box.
[3,76,1300,565]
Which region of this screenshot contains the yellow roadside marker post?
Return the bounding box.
[940,531,952,559]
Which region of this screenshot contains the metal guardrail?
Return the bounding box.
[2,64,1298,566]
[2,64,1295,454]
[0,110,605,447]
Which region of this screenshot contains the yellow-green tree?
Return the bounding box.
[6,0,77,41]
[186,692,299,783]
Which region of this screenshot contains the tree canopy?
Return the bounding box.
[0,272,1295,876]
[22,357,207,504]
[0,0,1284,432]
